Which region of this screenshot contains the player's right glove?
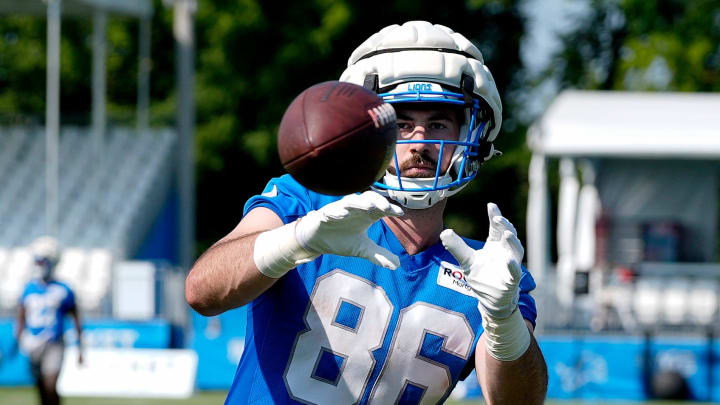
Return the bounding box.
[440,203,531,361]
[253,191,404,278]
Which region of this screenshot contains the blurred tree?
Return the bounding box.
[0,7,176,125]
[192,0,532,253]
[537,0,720,261]
[0,16,90,124]
[0,1,533,257]
[547,0,720,92]
[3,0,717,263]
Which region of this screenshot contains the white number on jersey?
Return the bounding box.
[284,270,475,404]
[24,290,65,329]
[285,271,392,404]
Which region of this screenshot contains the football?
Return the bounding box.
[277,81,397,195]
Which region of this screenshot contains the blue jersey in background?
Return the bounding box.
[225,175,537,405]
[19,279,75,349]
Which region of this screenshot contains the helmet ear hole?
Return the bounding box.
[363,74,379,92]
[476,102,494,136]
[460,74,474,105]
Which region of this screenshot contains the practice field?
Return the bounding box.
[0,388,714,405]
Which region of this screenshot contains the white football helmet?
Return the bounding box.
[340,21,502,209]
[31,236,61,280]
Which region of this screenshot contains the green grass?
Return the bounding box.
[0,387,714,405]
[0,387,227,405]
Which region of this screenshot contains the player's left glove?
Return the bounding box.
[440,203,531,361]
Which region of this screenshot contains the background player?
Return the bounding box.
[186,21,547,404]
[15,236,83,405]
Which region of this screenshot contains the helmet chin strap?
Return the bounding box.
[380,172,453,209]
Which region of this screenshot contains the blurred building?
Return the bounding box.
[527,90,720,333]
[526,90,720,401]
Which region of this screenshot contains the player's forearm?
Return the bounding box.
[185,232,277,316]
[476,323,548,405]
[72,312,83,346]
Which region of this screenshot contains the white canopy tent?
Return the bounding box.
[528,91,720,158]
[527,90,720,330]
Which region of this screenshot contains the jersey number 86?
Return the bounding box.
[284,270,475,404]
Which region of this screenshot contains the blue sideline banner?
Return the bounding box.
[651,337,712,401]
[186,323,720,399]
[540,335,647,400]
[190,306,247,390]
[0,318,170,386]
[540,335,716,401]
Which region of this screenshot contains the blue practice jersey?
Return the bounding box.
[20,279,76,343]
[226,175,537,405]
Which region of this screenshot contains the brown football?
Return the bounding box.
[277,81,397,195]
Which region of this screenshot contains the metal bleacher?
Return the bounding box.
[0,126,175,314]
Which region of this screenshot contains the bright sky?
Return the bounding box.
[519,0,590,119]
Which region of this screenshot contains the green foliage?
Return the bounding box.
[549,0,720,92]
[0,0,533,253]
[191,0,532,247]
[0,3,176,125]
[0,16,65,122]
[3,0,717,255]
[539,0,720,262]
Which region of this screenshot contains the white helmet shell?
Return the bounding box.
[31,236,61,266]
[340,21,502,143]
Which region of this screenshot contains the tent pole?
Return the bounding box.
[528,153,549,283]
[556,158,579,314]
[527,152,550,331]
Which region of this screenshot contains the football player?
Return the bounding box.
[187,21,547,404]
[16,236,83,405]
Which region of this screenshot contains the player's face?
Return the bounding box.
[35,257,54,281]
[388,105,462,178]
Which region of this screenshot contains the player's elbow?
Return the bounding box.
[185,272,222,317]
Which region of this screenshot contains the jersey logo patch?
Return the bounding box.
[437,261,475,297]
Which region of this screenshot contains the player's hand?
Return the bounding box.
[440,203,530,361]
[296,191,404,269]
[253,191,403,278]
[440,202,523,319]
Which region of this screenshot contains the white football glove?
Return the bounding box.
[254,191,404,278]
[440,203,531,361]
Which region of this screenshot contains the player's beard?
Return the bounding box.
[388,151,438,178]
